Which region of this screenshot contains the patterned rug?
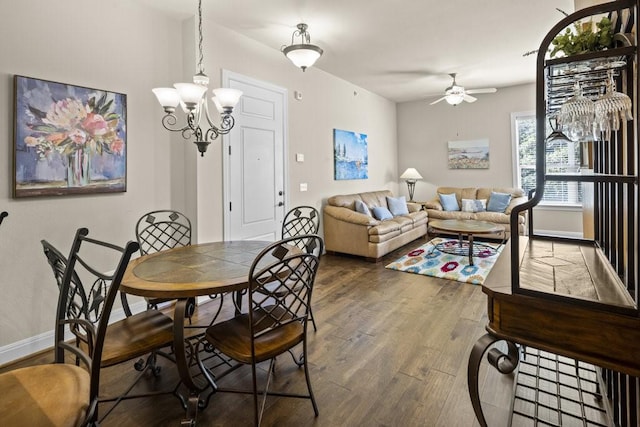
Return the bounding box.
[385,237,503,285]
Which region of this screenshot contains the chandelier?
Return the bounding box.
[282,23,323,71]
[152,0,242,156]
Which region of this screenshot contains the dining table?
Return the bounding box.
[120,240,274,426]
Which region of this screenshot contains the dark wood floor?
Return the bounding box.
[3,236,517,426]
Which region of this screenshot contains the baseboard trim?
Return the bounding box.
[532,229,583,239]
[0,300,148,367]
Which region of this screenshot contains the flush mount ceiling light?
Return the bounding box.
[152,0,242,156]
[282,23,323,72]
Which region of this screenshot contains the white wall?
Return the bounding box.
[0,1,398,360]
[397,83,582,236]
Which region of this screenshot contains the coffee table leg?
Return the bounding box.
[468,234,474,266]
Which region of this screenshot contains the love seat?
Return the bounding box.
[323,190,428,261]
[422,187,527,238]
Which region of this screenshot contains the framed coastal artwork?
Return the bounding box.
[13,75,127,198]
[447,138,490,169]
[333,128,368,180]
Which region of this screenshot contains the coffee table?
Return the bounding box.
[428,219,503,265]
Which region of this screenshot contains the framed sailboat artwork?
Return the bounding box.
[333,128,368,180]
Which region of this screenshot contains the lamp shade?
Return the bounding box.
[400,168,423,181]
[174,83,207,107]
[283,44,323,70]
[212,88,243,111]
[152,88,181,109]
[446,94,464,105]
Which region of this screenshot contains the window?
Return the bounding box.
[512,112,583,206]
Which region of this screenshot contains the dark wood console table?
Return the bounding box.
[467,238,640,427]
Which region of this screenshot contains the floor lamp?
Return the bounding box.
[400,168,423,202]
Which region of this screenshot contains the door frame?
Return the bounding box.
[221,70,289,241]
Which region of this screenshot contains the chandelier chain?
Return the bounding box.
[197,0,205,75]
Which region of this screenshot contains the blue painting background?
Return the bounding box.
[333,129,368,180]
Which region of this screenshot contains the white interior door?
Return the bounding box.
[223,71,287,241]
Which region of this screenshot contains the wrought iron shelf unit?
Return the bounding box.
[466,2,640,427]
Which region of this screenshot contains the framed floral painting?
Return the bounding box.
[13,75,127,197]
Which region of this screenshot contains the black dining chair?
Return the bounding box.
[282,206,320,239]
[0,228,141,426]
[280,206,321,330]
[40,230,175,423]
[197,234,323,426]
[0,211,7,227]
[133,209,196,317]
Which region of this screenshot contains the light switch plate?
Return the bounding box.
[296,153,304,162]
[300,183,308,192]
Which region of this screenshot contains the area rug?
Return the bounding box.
[385,237,503,285]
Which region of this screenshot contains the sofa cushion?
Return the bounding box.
[372,206,393,221]
[461,198,487,213]
[386,196,409,216]
[369,220,400,235]
[354,200,371,216]
[439,193,460,211]
[389,215,414,233]
[487,192,512,213]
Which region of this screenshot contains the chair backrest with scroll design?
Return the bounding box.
[0,228,138,426]
[281,206,320,240]
[135,210,191,256]
[0,211,7,227]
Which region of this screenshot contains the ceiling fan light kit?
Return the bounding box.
[282,23,323,71]
[430,73,497,106]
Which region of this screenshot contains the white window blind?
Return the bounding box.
[513,113,583,206]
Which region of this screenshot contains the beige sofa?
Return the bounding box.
[323,190,428,261]
[423,187,527,237]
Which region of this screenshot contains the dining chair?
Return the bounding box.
[40,230,175,423]
[281,206,320,239]
[0,211,7,227]
[133,209,196,317]
[280,206,321,331]
[198,234,323,427]
[0,228,139,426]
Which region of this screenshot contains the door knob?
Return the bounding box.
[278,202,284,207]
[279,191,284,196]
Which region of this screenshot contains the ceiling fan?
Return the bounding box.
[430,73,497,106]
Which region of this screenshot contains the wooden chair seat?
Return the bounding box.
[102,309,174,367]
[0,363,90,427]
[206,311,303,364]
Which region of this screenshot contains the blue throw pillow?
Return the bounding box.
[386,196,409,216]
[354,200,371,216]
[372,206,393,221]
[487,192,512,212]
[439,193,459,211]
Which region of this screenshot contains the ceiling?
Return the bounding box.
[138,0,577,103]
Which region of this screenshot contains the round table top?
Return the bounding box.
[428,219,502,235]
[121,241,272,299]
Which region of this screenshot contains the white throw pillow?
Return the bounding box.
[461,199,487,213]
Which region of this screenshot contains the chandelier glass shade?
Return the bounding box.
[282,23,323,71]
[152,0,242,156]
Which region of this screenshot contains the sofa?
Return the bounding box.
[323,190,428,261]
[422,187,527,238]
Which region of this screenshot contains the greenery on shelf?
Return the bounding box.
[550,16,613,58]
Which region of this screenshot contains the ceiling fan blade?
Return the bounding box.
[430,96,447,105]
[466,88,497,94]
[463,94,478,103]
